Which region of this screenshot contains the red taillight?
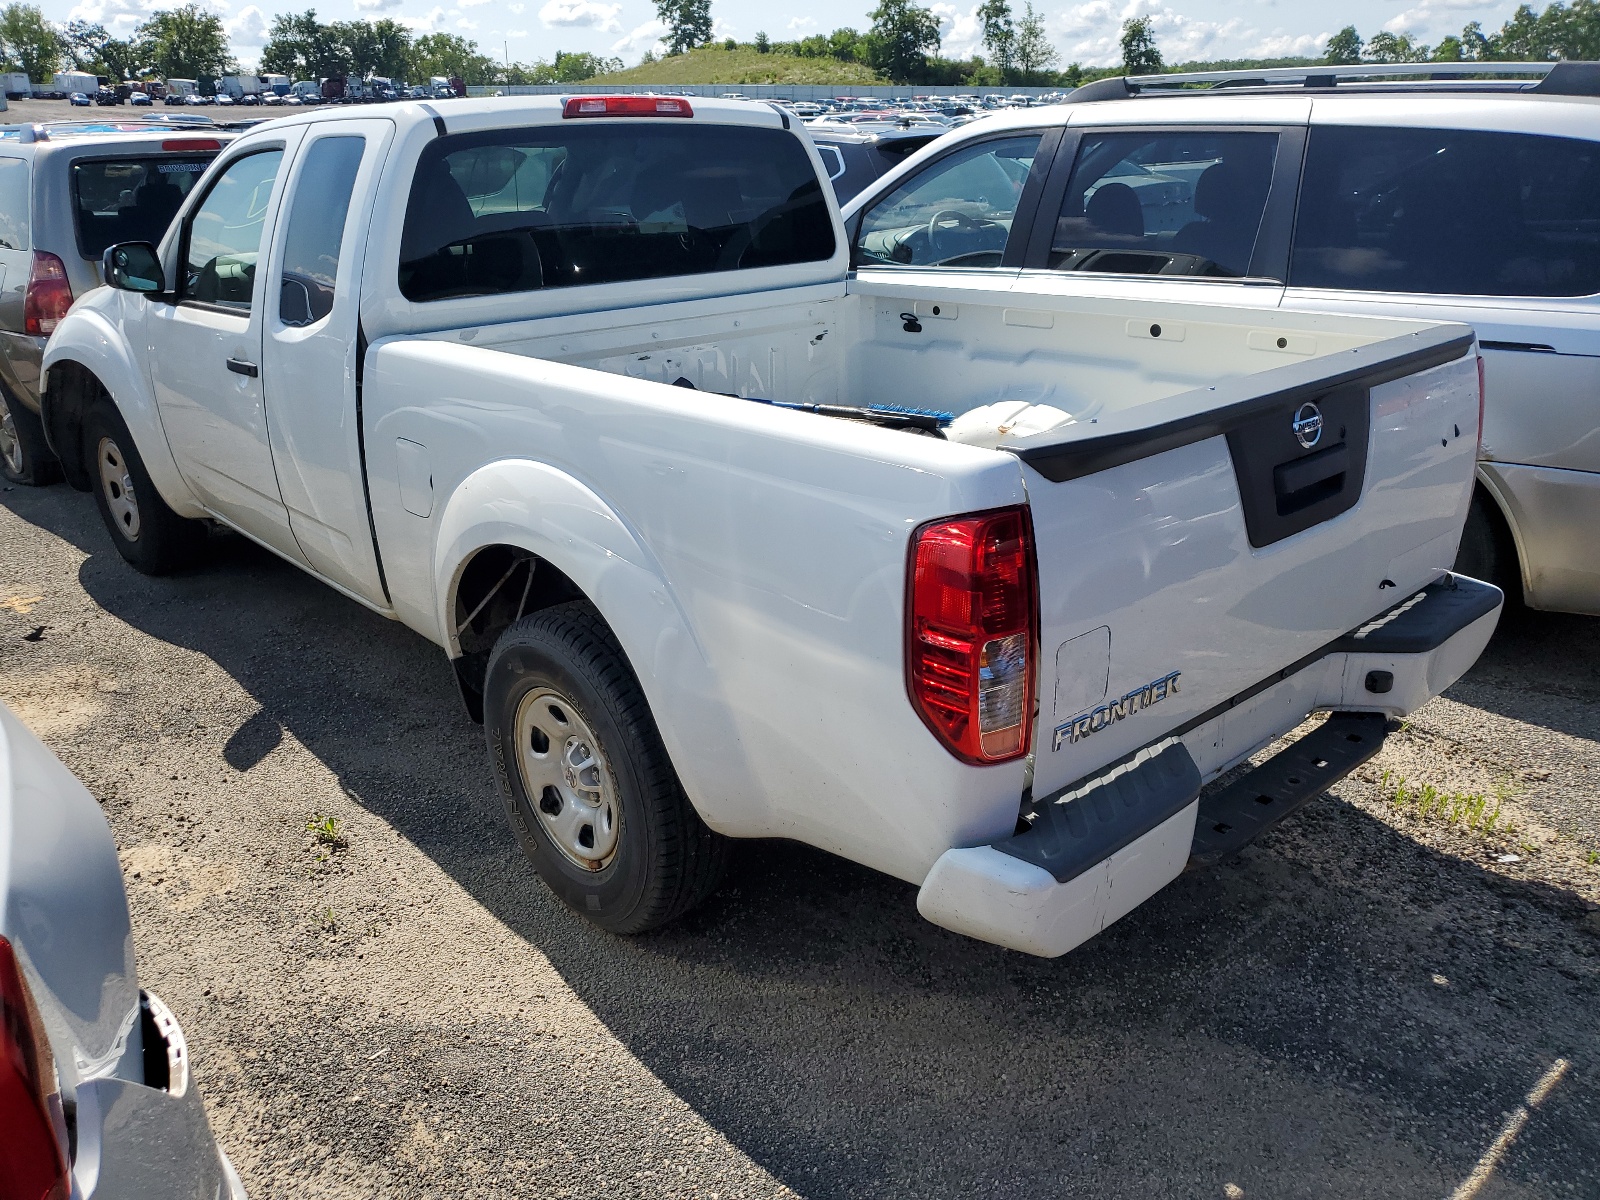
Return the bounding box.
[162,138,220,151]
[23,252,71,338]
[1476,353,1486,455]
[562,95,693,119]
[907,506,1037,764]
[0,937,70,1200]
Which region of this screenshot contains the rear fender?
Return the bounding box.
[432,459,759,834]
[40,302,204,518]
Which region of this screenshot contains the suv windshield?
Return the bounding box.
[72,155,214,258]
[398,124,835,302]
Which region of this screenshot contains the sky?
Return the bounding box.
[52,0,1531,73]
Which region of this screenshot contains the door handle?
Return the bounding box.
[226,358,258,377]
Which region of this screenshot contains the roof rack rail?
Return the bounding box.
[1067,59,1600,103]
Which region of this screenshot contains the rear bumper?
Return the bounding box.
[916,573,1501,957]
[72,991,245,1200]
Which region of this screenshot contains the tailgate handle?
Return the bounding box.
[1273,443,1347,504]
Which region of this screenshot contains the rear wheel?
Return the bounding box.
[484,602,727,934]
[0,388,61,486]
[1454,490,1521,605]
[84,401,205,574]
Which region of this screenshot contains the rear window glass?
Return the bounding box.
[1291,125,1600,297]
[0,157,28,250]
[72,156,213,258]
[398,123,835,303]
[1050,131,1279,278]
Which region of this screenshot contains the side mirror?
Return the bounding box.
[102,241,165,294]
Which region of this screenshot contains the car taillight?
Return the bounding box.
[562,95,693,118]
[23,252,71,337]
[0,936,70,1200]
[907,506,1037,764]
[162,138,219,151]
[1476,353,1486,456]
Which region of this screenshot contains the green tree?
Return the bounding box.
[1012,1,1056,76]
[1325,25,1361,64]
[1364,30,1429,63]
[1461,20,1492,60]
[332,18,411,78]
[977,0,1014,75]
[136,4,231,78]
[827,27,861,60]
[1432,34,1464,60]
[0,4,66,83]
[260,11,346,79]
[864,0,940,82]
[1120,15,1161,74]
[655,0,712,55]
[410,32,495,83]
[754,29,769,53]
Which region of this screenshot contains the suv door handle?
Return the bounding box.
[226,358,258,377]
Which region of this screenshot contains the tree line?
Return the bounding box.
[0,2,234,83]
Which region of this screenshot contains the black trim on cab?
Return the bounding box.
[1011,326,1474,484]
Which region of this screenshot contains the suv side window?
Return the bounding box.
[1291,125,1600,297]
[855,134,1042,269]
[278,136,364,326]
[182,149,283,312]
[0,158,29,250]
[1049,131,1279,278]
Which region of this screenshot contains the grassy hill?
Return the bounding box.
[591,45,882,86]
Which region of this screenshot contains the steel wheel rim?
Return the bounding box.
[0,400,20,475]
[97,436,140,540]
[514,686,620,872]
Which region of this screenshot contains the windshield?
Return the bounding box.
[71,155,214,258]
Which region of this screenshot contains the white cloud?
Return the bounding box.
[455,16,478,28]
[539,0,622,32]
[458,0,494,7]
[398,5,446,32]
[225,3,269,43]
[611,16,666,58]
[931,3,982,59]
[507,27,528,37]
[786,16,815,31]
[508,2,524,11]
[353,0,403,11]
[1385,0,1497,37]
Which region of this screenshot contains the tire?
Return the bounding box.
[1453,490,1520,605]
[0,387,61,486]
[84,400,205,574]
[484,602,727,935]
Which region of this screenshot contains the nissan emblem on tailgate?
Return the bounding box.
[1292,402,1324,450]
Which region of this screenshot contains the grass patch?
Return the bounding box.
[307,813,348,852]
[1378,768,1505,833]
[592,46,883,86]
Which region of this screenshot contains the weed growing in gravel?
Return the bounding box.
[1379,769,1503,833]
[307,813,348,850]
[1587,850,1598,867]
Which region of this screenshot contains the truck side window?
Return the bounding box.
[1290,125,1600,297]
[278,136,364,327]
[182,150,283,313]
[1050,131,1279,278]
[0,158,29,250]
[855,135,1042,268]
[398,124,834,302]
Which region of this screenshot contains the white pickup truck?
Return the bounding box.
[39,97,1502,957]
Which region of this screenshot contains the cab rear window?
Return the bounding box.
[398,123,835,302]
[72,156,213,258]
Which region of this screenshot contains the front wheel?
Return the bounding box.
[484,602,727,934]
[84,400,205,574]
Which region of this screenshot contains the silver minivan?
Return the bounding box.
[0,118,234,484]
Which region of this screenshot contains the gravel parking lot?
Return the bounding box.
[2,480,1597,1199]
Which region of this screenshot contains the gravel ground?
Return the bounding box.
[2,479,1598,1200]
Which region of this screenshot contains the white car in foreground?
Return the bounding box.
[0,702,243,1198]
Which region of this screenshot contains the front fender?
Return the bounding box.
[41,299,203,519]
[432,459,762,835]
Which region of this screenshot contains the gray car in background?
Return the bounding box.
[1,700,244,1198]
[0,119,233,485]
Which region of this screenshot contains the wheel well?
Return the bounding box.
[449,545,586,721]
[40,361,107,492]
[1469,482,1525,603]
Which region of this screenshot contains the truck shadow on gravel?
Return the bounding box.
[9,488,1599,1199]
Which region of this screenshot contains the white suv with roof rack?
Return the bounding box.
[844,60,1600,614]
[0,117,238,485]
